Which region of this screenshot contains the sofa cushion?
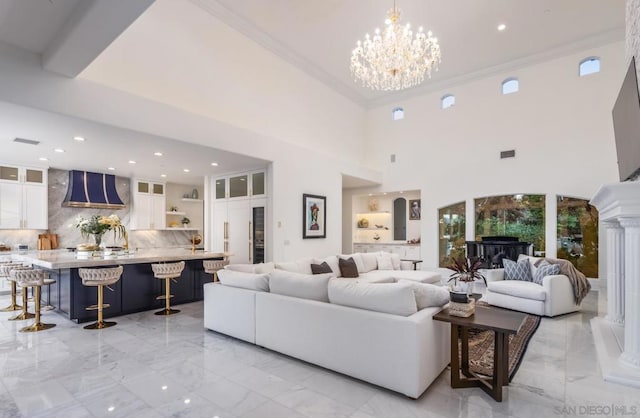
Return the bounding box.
[391,270,442,284]
[269,270,333,302]
[310,262,333,275]
[390,253,401,270]
[328,279,418,316]
[376,253,394,270]
[518,254,543,278]
[275,258,313,275]
[225,264,257,273]
[338,257,359,278]
[359,252,379,273]
[218,270,269,292]
[311,256,340,276]
[399,280,449,309]
[351,270,396,283]
[503,258,532,281]
[487,280,546,301]
[339,254,365,273]
[533,261,561,285]
[255,262,275,274]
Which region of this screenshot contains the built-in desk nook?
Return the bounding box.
[12,249,226,323]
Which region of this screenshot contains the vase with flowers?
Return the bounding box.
[74,214,126,250]
[446,256,487,296]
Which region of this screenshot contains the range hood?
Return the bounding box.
[62,170,125,209]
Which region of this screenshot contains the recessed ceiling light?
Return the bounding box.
[184,399,191,404]
[107,167,115,171]
[54,148,65,153]
[154,152,163,156]
[211,162,219,166]
[73,136,86,142]
[183,169,190,173]
[39,157,48,161]
[107,406,115,412]
[128,160,136,164]
[161,385,167,391]
[161,174,167,178]
[497,24,506,31]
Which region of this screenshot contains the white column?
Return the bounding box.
[605,221,625,325]
[619,218,640,369]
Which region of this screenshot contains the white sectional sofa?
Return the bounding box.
[226,252,442,285]
[203,255,451,398]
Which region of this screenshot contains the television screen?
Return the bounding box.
[612,57,640,181]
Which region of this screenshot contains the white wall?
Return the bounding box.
[79,0,366,166]
[627,0,640,84]
[365,42,625,269]
[0,5,380,262]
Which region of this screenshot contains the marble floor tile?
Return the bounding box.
[0,290,637,418]
[274,387,356,418]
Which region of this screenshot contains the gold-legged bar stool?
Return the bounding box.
[0,262,28,313]
[203,258,229,282]
[152,261,185,316]
[79,266,123,330]
[10,269,56,332]
[41,276,57,311]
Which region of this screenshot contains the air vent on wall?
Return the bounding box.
[500,150,516,159]
[390,154,396,163]
[13,137,40,145]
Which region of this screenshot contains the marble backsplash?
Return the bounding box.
[0,168,199,251]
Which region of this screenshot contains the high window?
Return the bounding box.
[441,94,455,109]
[438,202,466,267]
[557,196,599,277]
[392,107,404,120]
[475,194,546,255]
[501,78,519,95]
[579,57,601,76]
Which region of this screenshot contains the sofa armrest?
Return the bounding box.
[482,268,504,282]
[542,274,578,316]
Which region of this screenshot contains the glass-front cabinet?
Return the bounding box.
[215,170,266,200]
[0,164,47,229]
[131,180,166,230]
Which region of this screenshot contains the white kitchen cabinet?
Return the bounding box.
[404,246,421,260]
[131,180,165,230]
[0,164,47,230]
[351,243,421,260]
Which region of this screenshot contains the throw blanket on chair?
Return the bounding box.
[541,258,591,305]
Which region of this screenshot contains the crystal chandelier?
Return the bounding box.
[350,1,441,91]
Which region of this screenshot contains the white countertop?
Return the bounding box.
[11,248,228,269]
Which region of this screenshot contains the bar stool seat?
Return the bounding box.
[152,261,185,316]
[79,266,123,329]
[10,269,55,332]
[203,259,229,282]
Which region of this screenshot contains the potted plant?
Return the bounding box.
[446,256,487,296]
[181,217,191,228]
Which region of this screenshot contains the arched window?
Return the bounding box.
[501,78,519,95]
[579,57,600,76]
[392,107,404,121]
[441,94,455,109]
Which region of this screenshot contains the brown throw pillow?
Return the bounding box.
[311,262,333,275]
[339,257,359,278]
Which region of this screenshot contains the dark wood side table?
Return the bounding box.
[400,259,423,270]
[433,305,526,402]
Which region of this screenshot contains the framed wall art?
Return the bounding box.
[303,193,326,239]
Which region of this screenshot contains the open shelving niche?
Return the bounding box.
[354,211,392,243]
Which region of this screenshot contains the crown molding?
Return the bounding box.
[189,0,624,110]
[190,0,369,107]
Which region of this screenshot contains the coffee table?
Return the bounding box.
[433,304,527,402]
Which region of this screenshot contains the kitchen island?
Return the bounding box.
[12,249,227,323]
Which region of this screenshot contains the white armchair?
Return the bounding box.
[483,266,581,317]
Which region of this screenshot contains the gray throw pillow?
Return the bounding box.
[338,257,359,278]
[311,261,333,275]
[503,258,532,281]
[533,261,561,285]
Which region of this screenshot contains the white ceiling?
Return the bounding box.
[0,101,268,186]
[195,0,625,105]
[0,0,80,54]
[0,0,627,185]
